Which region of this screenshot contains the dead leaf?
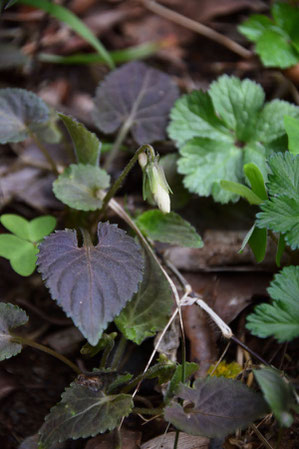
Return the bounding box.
[164,230,283,271]
[141,431,209,449]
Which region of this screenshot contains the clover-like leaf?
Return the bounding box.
[53,164,110,211]
[0,303,28,360]
[164,377,268,438]
[58,113,101,166]
[136,210,203,248]
[39,381,133,448]
[1,214,56,242]
[247,266,299,342]
[37,222,144,345]
[169,76,299,203]
[0,214,56,276]
[0,234,39,276]
[115,248,172,344]
[0,88,49,143]
[93,61,179,145]
[254,367,296,427]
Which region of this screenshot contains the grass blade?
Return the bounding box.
[18,0,114,69]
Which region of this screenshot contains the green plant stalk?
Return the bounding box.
[103,118,132,171]
[121,361,169,394]
[38,41,162,65]
[11,335,81,374]
[29,131,58,174]
[110,334,127,370]
[18,0,114,69]
[99,339,115,369]
[106,198,186,395]
[100,144,152,218]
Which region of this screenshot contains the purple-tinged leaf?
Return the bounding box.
[0,88,49,144]
[38,381,133,448]
[164,377,268,438]
[0,303,28,360]
[92,61,179,144]
[37,222,144,345]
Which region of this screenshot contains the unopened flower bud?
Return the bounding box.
[138,152,148,170]
[143,157,172,214]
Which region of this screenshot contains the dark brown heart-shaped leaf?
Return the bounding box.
[92,61,179,144]
[37,222,144,345]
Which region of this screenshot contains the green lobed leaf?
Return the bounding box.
[209,75,265,143]
[178,137,242,203]
[254,367,296,427]
[255,28,298,68]
[284,115,299,155]
[247,266,299,342]
[53,164,110,211]
[164,377,268,438]
[115,248,172,345]
[168,90,229,147]
[271,2,299,36]
[38,381,133,448]
[0,88,49,144]
[257,153,299,250]
[136,210,203,248]
[37,222,144,345]
[264,152,299,198]
[0,303,28,360]
[169,75,299,203]
[220,180,263,205]
[255,100,299,144]
[238,15,274,42]
[58,113,101,166]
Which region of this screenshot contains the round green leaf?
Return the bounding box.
[10,243,39,276]
[0,234,29,259]
[53,164,110,211]
[28,215,56,242]
[0,214,30,240]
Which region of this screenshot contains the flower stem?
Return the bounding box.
[11,335,81,374]
[110,334,127,370]
[29,131,59,175]
[100,144,152,217]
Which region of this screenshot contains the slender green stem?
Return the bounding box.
[173,431,180,449]
[100,144,151,217]
[103,119,132,171]
[29,131,59,174]
[113,428,122,449]
[132,407,163,416]
[110,334,127,370]
[11,335,81,374]
[100,339,115,369]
